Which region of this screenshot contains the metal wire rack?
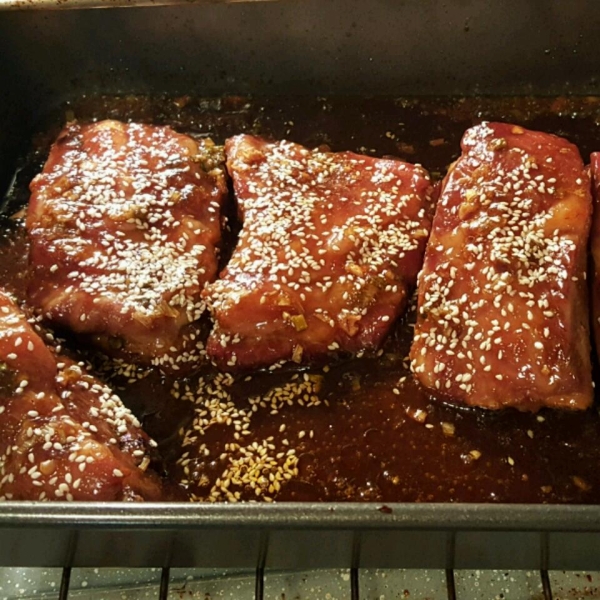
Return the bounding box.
[4,565,600,599]
[39,567,578,600]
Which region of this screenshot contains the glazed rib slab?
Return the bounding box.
[204,134,434,371]
[0,290,166,501]
[27,120,227,372]
[410,122,592,411]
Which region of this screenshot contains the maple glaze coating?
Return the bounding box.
[411,122,592,411]
[0,291,166,501]
[204,135,434,371]
[27,120,227,372]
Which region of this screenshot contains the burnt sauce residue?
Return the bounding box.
[3,95,600,504]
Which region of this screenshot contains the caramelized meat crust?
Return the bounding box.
[204,134,434,370]
[0,291,166,501]
[410,122,593,411]
[27,120,227,371]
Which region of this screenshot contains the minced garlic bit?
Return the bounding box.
[406,407,428,424]
[469,450,482,461]
[572,476,591,492]
[441,422,455,437]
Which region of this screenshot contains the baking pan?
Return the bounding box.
[1,0,600,571]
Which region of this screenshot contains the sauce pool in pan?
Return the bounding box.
[3,94,600,504]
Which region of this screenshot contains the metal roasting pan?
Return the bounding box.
[1,0,600,571]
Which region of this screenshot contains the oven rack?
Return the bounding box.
[2,566,599,600]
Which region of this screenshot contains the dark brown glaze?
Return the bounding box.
[4,95,600,504]
[204,134,434,371]
[27,120,227,373]
[0,289,168,501]
[411,122,593,411]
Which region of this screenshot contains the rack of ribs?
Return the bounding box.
[0,290,167,501]
[410,122,593,411]
[27,120,227,372]
[203,134,434,370]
